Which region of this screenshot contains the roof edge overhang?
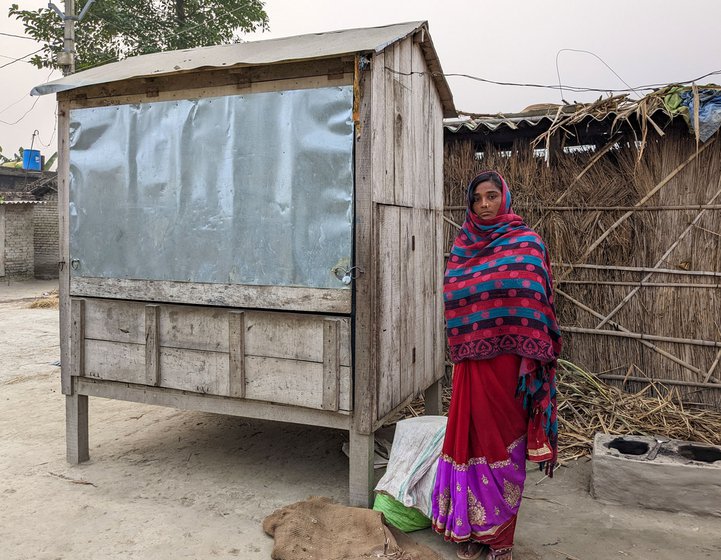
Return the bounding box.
[412,25,456,118]
[31,20,455,116]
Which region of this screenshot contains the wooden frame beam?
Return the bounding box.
[70,277,351,315]
[75,377,351,431]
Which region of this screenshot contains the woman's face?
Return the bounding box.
[471,180,503,219]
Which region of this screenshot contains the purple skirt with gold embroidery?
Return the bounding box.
[432,355,529,549]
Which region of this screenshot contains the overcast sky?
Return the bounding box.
[1,0,720,162]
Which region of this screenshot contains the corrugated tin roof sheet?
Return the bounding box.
[444,107,585,133]
[1,200,46,205]
[444,106,669,134]
[32,20,455,116]
[445,115,548,133]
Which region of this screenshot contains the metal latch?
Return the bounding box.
[332,265,364,285]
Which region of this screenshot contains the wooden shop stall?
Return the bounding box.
[32,21,456,505]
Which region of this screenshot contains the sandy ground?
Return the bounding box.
[1,280,721,560]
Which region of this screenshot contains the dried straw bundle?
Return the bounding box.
[555,359,721,462]
[29,291,59,309]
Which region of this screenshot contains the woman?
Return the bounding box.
[432,171,562,560]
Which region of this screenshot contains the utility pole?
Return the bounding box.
[48,0,96,76]
[59,0,74,75]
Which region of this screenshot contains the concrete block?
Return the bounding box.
[591,433,721,517]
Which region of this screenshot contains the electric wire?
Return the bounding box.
[0,53,32,62]
[0,92,33,116]
[0,31,35,41]
[0,69,55,126]
[555,48,641,101]
[0,97,40,126]
[36,106,58,147]
[0,47,44,69]
[386,67,721,94]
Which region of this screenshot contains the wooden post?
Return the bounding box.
[322,318,341,411]
[424,379,443,416]
[228,311,246,398]
[66,393,89,463]
[70,298,85,379]
[58,101,72,395]
[546,129,562,167]
[352,53,376,433]
[349,56,378,508]
[349,429,375,507]
[145,304,160,386]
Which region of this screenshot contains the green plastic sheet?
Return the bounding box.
[373,493,431,533]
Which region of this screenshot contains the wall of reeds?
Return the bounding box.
[444,128,721,409]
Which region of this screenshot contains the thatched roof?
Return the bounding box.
[445,85,721,151]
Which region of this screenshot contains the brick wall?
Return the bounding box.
[33,194,59,279]
[1,205,35,280]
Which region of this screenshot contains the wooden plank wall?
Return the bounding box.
[70,277,351,315]
[73,298,353,413]
[372,38,445,422]
[54,48,445,428]
[57,62,358,419]
[61,59,355,110]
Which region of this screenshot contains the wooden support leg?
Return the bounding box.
[349,429,374,508]
[424,379,443,416]
[66,394,89,464]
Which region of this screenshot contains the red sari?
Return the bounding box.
[435,171,561,554]
[432,355,531,551]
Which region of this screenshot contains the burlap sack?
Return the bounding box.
[263,496,443,560]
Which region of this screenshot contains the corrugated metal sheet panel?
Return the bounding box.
[444,116,547,133]
[444,107,668,134]
[33,21,424,95]
[444,112,576,133]
[1,200,46,205]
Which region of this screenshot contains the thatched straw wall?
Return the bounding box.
[444,128,721,409]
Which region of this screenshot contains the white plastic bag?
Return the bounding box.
[374,416,447,518]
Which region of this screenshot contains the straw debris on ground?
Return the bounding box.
[29,290,59,309]
[399,359,721,463]
[554,359,721,461]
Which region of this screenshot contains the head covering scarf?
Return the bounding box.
[444,171,562,472]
